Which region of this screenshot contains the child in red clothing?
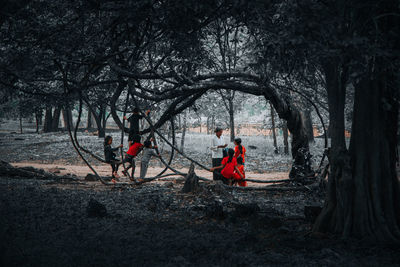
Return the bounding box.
[210,148,243,185]
[234,138,246,164]
[121,134,143,180]
[233,156,247,187]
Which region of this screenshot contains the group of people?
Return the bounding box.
[210,127,247,187]
[104,108,159,183]
[103,108,247,187]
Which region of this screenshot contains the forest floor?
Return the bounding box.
[1,125,399,266]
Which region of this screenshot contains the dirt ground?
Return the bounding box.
[1,127,400,266]
[1,173,399,266]
[11,162,289,186]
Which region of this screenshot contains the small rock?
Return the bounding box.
[85,173,97,181]
[87,199,107,218]
[248,145,257,149]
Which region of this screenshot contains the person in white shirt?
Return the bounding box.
[210,127,227,181]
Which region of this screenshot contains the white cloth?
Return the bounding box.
[211,135,226,158]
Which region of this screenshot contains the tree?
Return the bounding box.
[267,0,400,242]
[270,102,278,154]
[2,0,398,242]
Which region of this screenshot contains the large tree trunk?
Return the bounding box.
[62,108,73,130]
[270,102,278,154]
[313,60,349,234]
[263,87,311,179]
[348,75,400,241]
[314,66,400,242]
[51,107,61,131]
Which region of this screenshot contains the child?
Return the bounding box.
[121,134,143,179]
[140,139,160,179]
[210,148,243,185]
[234,138,246,164]
[123,108,150,147]
[103,136,123,181]
[233,157,247,187]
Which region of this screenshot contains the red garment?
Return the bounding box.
[220,156,237,179]
[234,145,246,163]
[127,142,143,157]
[234,164,247,187]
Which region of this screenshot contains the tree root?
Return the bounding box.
[0,161,78,182]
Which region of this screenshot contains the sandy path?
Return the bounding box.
[11,161,289,186]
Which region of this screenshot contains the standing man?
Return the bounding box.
[123,107,150,147]
[211,127,227,182]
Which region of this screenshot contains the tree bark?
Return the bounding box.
[229,98,235,142]
[83,94,106,138]
[282,121,289,155]
[181,111,187,152]
[51,106,61,132]
[19,111,23,134]
[182,163,199,193]
[94,106,105,138]
[98,104,106,138]
[178,114,182,130]
[198,116,202,133]
[263,87,310,179]
[35,112,40,133]
[206,116,209,134]
[38,111,42,125]
[110,82,130,134]
[86,107,93,129]
[314,64,400,242]
[313,60,349,234]
[302,107,314,143]
[270,102,278,154]
[62,109,73,130]
[347,75,400,241]
[43,106,53,133]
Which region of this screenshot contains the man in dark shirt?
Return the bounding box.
[123,107,150,146]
